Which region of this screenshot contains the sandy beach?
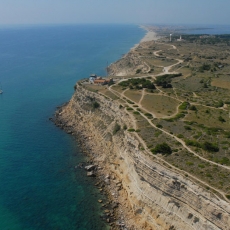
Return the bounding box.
[141,30,159,42]
[130,26,159,51]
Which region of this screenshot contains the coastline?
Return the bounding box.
[54,101,145,229]
[131,26,159,50]
[109,26,160,76]
[140,26,159,42]
[53,25,230,230]
[53,28,156,229]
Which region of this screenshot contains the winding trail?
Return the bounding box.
[108,41,230,174]
[111,86,230,201]
[107,40,230,201]
[111,84,230,171]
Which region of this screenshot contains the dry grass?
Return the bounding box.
[185,105,230,130]
[141,94,180,117]
[165,150,230,194]
[175,66,192,78]
[124,90,142,103]
[102,90,119,100]
[83,35,230,194]
[111,85,126,94]
[143,58,178,67]
[212,76,230,90]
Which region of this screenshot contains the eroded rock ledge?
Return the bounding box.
[54,84,230,230]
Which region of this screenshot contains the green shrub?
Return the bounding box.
[218,116,226,123]
[202,141,219,152]
[128,128,135,132]
[127,100,134,104]
[154,73,182,88]
[184,125,192,130]
[225,131,230,138]
[179,102,190,110]
[189,105,197,111]
[154,131,162,137]
[113,123,121,135]
[198,164,205,168]
[123,124,127,130]
[177,134,184,138]
[199,63,211,72]
[145,113,153,118]
[156,124,163,128]
[206,173,212,178]
[151,143,172,155]
[185,139,201,147]
[220,157,230,165]
[93,101,100,109]
[176,113,185,119]
[216,100,224,108]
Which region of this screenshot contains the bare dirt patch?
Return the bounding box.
[212,76,230,90]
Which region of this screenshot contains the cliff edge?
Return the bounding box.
[54,83,230,230]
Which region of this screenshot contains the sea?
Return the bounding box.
[0,24,230,230]
[175,24,230,35]
[0,24,145,230]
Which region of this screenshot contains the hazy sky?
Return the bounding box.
[1,0,230,25]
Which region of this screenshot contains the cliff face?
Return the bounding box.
[55,84,230,230]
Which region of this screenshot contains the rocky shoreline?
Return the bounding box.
[51,28,158,230]
[51,26,230,230]
[52,80,230,230]
[53,109,137,230]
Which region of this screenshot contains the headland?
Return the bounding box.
[54,26,230,229]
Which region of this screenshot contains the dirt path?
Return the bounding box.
[163,58,183,73]
[130,129,229,202]
[112,82,230,171]
[193,92,199,98]
[107,41,230,202]
[138,88,146,105]
[153,50,162,57]
[110,42,230,166]
[112,92,230,201]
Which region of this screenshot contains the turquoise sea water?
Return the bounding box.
[0,24,145,230]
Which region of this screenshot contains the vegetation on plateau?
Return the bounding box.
[83,33,230,196]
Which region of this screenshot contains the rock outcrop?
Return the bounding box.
[54,84,230,230]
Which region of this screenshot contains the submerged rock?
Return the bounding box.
[85,165,96,171]
[87,171,96,177]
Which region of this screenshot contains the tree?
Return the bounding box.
[189,105,197,111]
[202,141,219,152]
[152,143,172,155]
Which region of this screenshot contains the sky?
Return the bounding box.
[0,0,230,26]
